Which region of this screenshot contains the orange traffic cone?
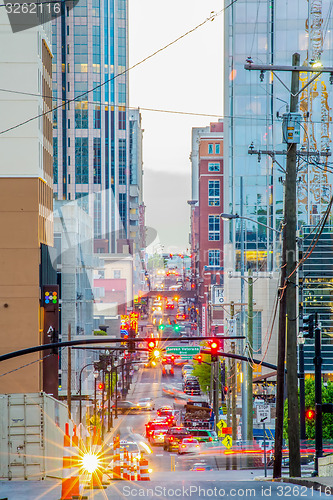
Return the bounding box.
[60,423,75,500]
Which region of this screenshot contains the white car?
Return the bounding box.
[178,438,201,455]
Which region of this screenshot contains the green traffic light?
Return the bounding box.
[173,324,180,332]
[158,324,165,331]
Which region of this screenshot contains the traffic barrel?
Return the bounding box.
[60,423,75,500]
[130,453,135,481]
[138,457,150,481]
[112,436,122,480]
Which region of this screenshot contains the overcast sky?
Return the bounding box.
[129,0,223,253]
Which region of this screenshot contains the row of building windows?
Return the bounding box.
[208,180,220,206]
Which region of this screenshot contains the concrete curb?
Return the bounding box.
[279,477,333,494]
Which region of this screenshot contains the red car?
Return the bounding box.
[145,420,169,438]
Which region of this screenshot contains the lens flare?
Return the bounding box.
[81,453,100,473]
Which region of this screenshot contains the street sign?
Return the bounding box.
[212,286,224,305]
[222,435,233,449]
[256,404,271,424]
[166,346,200,360]
[221,427,232,435]
[228,318,236,335]
[216,419,227,430]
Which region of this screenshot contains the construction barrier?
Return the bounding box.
[112,436,122,480]
[138,457,150,481]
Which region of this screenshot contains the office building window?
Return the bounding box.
[208,215,220,241]
[94,106,101,129]
[215,144,221,154]
[208,250,220,268]
[76,192,89,213]
[118,83,126,104]
[119,138,126,184]
[118,26,126,67]
[94,192,102,238]
[53,137,58,184]
[93,138,101,184]
[75,138,88,184]
[118,0,126,19]
[208,144,214,154]
[208,180,220,206]
[119,110,126,130]
[114,270,121,279]
[208,162,220,172]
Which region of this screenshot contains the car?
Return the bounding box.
[188,429,218,442]
[149,429,168,446]
[166,301,174,310]
[176,313,186,321]
[136,398,155,411]
[157,406,173,417]
[111,401,137,414]
[164,427,191,451]
[189,463,214,471]
[119,440,141,460]
[178,438,201,455]
[182,364,193,377]
[145,420,170,438]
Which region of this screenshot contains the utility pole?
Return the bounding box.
[67,323,71,419]
[240,176,247,440]
[247,269,253,443]
[231,341,237,470]
[284,52,301,477]
[314,318,323,475]
[274,223,287,478]
[244,54,333,478]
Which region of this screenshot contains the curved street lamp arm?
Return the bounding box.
[239,216,282,235]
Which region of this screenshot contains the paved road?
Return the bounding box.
[0,477,324,499]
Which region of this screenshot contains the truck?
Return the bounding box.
[182,400,212,430]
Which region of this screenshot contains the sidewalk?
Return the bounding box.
[279,476,333,494]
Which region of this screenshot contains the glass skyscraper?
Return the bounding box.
[52,0,129,253]
[224,0,333,272]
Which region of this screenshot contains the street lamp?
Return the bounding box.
[220,213,282,235]
[78,363,94,425]
[221,208,282,442]
[93,369,99,427]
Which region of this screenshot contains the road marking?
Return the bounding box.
[155,454,164,457]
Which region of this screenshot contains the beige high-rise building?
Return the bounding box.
[0,12,55,393]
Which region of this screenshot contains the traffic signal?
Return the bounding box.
[305,409,315,420]
[158,324,165,332]
[147,340,156,352]
[173,324,180,333]
[303,314,315,338]
[210,339,219,362]
[195,354,202,365]
[128,328,135,353]
[98,383,105,391]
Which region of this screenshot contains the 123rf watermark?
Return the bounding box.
[5,0,79,33]
[123,485,333,497]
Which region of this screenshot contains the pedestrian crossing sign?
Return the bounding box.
[216,419,227,430]
[222,435,233,449]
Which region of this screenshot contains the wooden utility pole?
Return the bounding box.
[285,52,301,477]
[67,323,71,418]
[247,269,253,442]
[273,223,287,478]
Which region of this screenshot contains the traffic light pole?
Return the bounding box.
[314,323,323,476]
[299,342,306,441]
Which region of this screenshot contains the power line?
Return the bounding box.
[0,1,237,136]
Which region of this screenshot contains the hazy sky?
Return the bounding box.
[129,0,223,253]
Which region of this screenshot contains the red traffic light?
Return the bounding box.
[196,354,202,365]
[211,341,218,350]
[147,340,156,350]
[98,383,105,391]
[210,339,219,362]
[306,409,315,420]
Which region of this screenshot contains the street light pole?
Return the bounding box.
[79,362,94,425]
[240,176,247,440]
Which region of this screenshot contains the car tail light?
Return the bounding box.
[209,437,213,441]
[181,445,186,448]
[170,437,173,441]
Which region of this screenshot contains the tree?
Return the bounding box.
[283,379,333,440]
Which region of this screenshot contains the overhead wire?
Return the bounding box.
[0,0,238,136]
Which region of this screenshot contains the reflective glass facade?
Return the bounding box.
[224,0,333,272]
[52,0,129,251]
